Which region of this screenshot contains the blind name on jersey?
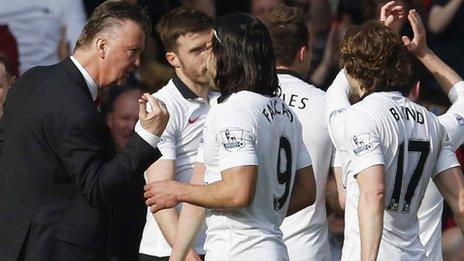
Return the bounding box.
[389,105,425,124]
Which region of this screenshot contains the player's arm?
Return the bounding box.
[434,166,464,235]
[287,166,316,216]
[357,165,386,261]
[428,0,463,34]
[145,105,259,211]
[343,108,385,261]
[331,146,346,209]
[287,127,315,216]
[146,160,180,246]
[170,162,207,261]
[403,9,462,94]
[145,165,257,211]
[326,70,351,121]
[147,160,201,260]
[333,166,346,210]
[326,70,351,155]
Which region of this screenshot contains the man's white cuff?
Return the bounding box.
[135,123,160,148]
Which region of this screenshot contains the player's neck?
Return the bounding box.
[175,70,209,100]
[276,65,305,78]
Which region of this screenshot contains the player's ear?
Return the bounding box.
[297,46,307,62]
[166,52,180,68]
[408,81,420,101]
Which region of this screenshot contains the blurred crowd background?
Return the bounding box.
[0,0,463,260]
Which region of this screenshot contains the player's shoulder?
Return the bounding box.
[211,91,268,125]
[215,91,256,114]
[343,93,391,127]
[152,79,175,100]
[152,79,186,110]
[349,92,399,116]
[278,74,325,98]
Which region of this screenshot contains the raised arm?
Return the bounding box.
[59,94,168,209]
[428,0,463,34]
[403,9,462,93]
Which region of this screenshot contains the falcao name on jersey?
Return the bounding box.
[262,98,294,123]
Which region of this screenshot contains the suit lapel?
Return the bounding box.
[62,57,94,102]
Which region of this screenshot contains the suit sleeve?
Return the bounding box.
[0,115,4,156]
[58,112,162,209]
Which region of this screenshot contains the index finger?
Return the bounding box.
[144,93,162,112]
[408,10,424,36]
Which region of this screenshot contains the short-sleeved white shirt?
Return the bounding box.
[327,71,464,260]
[200,90,311,261]
[277,72,333,261]
[139,77,217,257]
[417,80,464,260]
[339,92,459,261]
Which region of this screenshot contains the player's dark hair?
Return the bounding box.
[267,4,309,67]
[156,7,213,52]
[212,13,279,97]
[341,20,414,95]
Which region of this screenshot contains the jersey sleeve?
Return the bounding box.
[326,70,351,151]
[342,108,385,178]
[213,105,258,172]
[138,93,178,160]
[438,81,464,150]
[433,125,460,177]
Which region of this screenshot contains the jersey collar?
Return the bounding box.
[276,69,307,83]
[173,74,199,100]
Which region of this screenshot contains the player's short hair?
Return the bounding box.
[0,52,13,79]
[212,13,279,97]
[156,7,213,52]
[340,20,414,95]
[75,0,152,50]
[267,4,309,67]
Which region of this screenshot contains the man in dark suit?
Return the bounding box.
[0,1,169,260]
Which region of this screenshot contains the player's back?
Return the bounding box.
[278,73,332,260]
[202,90,310,260]
[341,92,450,261]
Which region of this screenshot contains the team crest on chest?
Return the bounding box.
[220,128,246,152]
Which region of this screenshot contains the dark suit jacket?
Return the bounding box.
[0,58,161,261]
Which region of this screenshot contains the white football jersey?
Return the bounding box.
[139,77,217,257]
[326,70,352,170]
[200,90,311,261]
[277,72,333,261]
[339,92,459,261]
[417,81,464,260]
